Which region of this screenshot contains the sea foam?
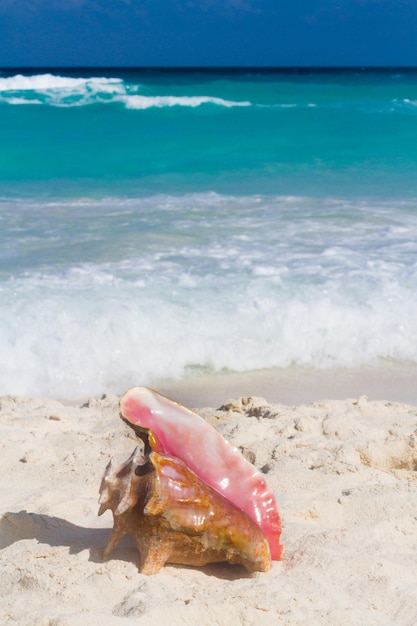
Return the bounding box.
[1,193,417,399]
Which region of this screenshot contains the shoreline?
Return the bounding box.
[51,363,417,410]
[157,362,417,408]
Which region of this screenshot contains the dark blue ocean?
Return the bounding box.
[1,68,417,398]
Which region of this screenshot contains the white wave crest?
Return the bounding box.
[0,73,251,109]
[122,95,251,109]
[402,98,417,108]
[0,73,124,92]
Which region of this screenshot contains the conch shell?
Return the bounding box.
[99,387,283,574]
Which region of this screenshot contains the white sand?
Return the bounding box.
[1,391,417,625]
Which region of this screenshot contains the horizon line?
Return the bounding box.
[1,65,417,71]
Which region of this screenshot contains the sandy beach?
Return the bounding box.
[1,387,417,625]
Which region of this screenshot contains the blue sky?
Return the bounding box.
[1,0,417,67]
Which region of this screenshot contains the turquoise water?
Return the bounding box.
[1,68,417,398]
[2,68,417,197]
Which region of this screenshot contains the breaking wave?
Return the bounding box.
[1,192,417,398]
[0,73,251,109]
[2,73,417,115]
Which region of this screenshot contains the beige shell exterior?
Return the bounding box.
[99,447,271,575]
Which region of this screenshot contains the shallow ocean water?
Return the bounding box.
[1,68,417,399]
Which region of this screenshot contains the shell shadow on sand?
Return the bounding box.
[0,510,252,580]
[0,510,124,562]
